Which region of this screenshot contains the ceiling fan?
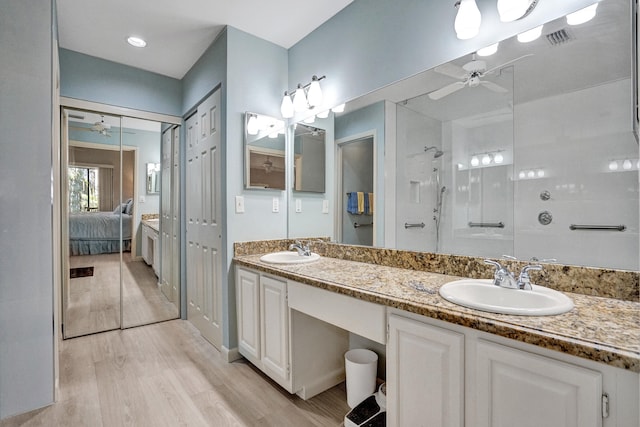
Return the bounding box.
[428,54,533,100]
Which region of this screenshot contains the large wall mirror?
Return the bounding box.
[288,0,639,272]
[244,112,286,190]
[62,107,180,338]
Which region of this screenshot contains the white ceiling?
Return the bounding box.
[57,0,353,79]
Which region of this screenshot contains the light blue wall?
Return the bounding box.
[288,0,597,111]
[59,49,182,117]
[0,0,55,419]
[335,101,386,244]
[224,27,288,349]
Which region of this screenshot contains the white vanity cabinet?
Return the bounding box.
[235,266,349,399]
[387,314,464,427]
[387,309,639,427]
[142,222,159,276]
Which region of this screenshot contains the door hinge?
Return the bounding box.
[602,393,610,419]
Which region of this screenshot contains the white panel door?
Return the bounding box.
[473,340,602,427]
[260,276,289,384]
[387,314,464,427]
[171,127,180,302]
[161,127,172,300]
[186,89,223,349]
[236,267,260,362]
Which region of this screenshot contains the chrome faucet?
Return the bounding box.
[484,259,544,290]
[289,241,311,257]
[517,264,543,290]
[484,260,518,289]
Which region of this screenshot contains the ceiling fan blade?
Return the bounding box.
[433,62,468,80]
[484,54,534,75]
[480,80,508,93]
[69,126,92,132]
[428,81,466,100]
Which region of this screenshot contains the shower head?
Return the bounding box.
[425,146,444,158]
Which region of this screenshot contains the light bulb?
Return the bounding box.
[127,36,147,48]
[280,92,294,118]
[517,25,543,43]
[519,171,526,179]
[566,3,598,26]
[303,115,315,124]
[482,154,491,165]
[537,169,545,178]
[494,153,504,164]
[497,0,534,23]
[293,85,308,112]
[307,76,323,107]
[477,43,499,57]
[527,170,535,178]
[316,110,330,119]
[471,156,480,167]
[246,114,259,135]
[622,159,632,170]
[332,103,345,113]
[608,160,618,171]
[454,0,482,40]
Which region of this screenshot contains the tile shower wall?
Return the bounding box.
[513,78,639,271]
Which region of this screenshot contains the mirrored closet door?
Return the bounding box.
[62,108,180,338]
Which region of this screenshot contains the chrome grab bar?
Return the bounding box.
[405,222,425,229]
[569,224,626,231]
[354,222,373,229]
[468,221,504,228]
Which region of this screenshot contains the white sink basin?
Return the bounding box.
[439,279,574,316]
[259,251,320,265]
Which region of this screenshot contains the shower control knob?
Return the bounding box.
[540,190,551,201]
[538,211,553,226]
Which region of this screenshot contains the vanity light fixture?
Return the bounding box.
[332,103,346,113]
[481,154,492,165]
[608,160,619,171]
[494,152,504,164]
[127,36,147,48]
[470,156,480,167]
[280,75,327,118]
[477,42,499,56]
[566,3,598,26]
[316,110,330,119]
[454,0,482,40]
[517,25,543,43]
[497,0,539,23]
[246,114,259,135]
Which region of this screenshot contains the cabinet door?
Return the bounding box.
[260,276,289,383]
[473,340,602,427]
[236,268,260,361]
[387,314,464,427]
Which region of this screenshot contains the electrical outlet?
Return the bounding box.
[322,199,329,214]
[272,197,279,213]
[295,198,302,213]
[235,195,245,213]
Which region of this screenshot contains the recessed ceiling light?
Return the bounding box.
[127,36,147,48]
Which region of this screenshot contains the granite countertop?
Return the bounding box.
[234,254,640,373]
[142,219,159,232]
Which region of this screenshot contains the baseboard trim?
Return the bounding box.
[222,346,242,363]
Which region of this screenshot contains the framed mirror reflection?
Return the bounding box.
[244,112,286,190]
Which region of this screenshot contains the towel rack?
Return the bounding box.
[468,221,504,228]
[405,222,425,229]
[354,222,373,229]
[569,224,626,231]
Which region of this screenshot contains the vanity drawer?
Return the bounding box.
[287,280,386,344]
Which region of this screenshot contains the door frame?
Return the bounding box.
[334,131,377,245]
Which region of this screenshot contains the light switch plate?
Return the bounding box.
[322,199,329,214]
[139,196,145,203]
[235,195,245,213]
[272,197,279,213]
[295,198,302,213]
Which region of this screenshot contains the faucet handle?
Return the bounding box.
[518,264,543,290]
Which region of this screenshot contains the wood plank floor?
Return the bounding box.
[66,253,179,337]
[0,320,349,426]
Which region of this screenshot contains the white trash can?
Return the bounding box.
[344,349,378,408]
